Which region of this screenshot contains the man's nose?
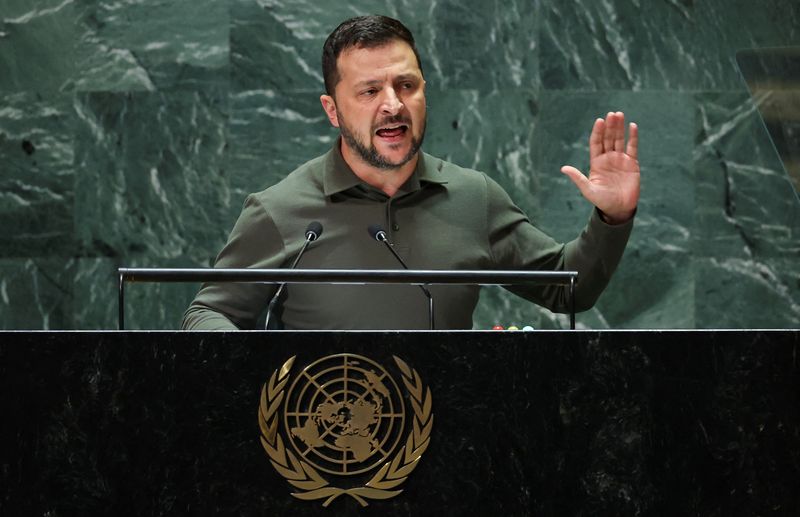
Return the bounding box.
[380,88,403,115]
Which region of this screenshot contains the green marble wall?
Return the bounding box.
[1,0,798,330]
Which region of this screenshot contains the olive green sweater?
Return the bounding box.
[182,145,633,330]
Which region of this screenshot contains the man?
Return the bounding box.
[181,15,639,330]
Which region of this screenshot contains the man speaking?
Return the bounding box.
[181,15,639,330]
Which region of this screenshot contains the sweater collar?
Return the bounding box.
[322,139,448,197]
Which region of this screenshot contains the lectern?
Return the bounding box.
[1,330,798,515]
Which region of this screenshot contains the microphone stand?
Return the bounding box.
[372,228,435,330]
[265,223,321,329]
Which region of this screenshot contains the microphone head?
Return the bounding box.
[368,224,386,242]
[305,221,323,241]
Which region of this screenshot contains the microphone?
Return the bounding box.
[264,221,323,329]
[304,221,322,242]
[368,224,435,330]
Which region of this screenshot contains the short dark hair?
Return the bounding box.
[322,15,423,96]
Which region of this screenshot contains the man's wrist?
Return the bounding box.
[598,208,636,225]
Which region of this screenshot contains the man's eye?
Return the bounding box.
[402,82,414,89]
[362,89,378,96]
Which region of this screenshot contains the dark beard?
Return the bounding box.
[338,113,426,170]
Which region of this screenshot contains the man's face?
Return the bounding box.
[321,39,426,170]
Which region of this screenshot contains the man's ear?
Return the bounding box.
[320,94,339,128]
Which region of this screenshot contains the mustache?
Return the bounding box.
[373,115,411,130]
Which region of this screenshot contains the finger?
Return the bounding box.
[614,111,625,152]
[626,122,638,161]
[589,118,604,160]
[603,112,615,153]
[560,165,591,196]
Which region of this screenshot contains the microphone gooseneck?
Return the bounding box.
[368,224,435,330]
[265,221,323,329]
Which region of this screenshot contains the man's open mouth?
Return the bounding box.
[375,124,409,138]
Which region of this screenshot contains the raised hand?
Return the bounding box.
[560,111,640,224]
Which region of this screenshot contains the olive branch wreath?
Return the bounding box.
[258,355,433,507]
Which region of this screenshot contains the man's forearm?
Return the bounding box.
[181,305,240,330]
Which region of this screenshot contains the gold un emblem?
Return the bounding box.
[258,354,433,507]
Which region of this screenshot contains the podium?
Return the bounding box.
[1,330,798,515]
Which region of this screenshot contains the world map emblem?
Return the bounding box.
[258,354,433,507]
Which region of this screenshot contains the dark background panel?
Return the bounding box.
[1,331,798,515]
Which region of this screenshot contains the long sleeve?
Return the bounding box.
[485,174,633,313]
[181,195,288,330]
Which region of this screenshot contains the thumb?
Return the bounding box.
[560,165,590,195]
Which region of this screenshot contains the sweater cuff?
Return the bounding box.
[587,207,635,246]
